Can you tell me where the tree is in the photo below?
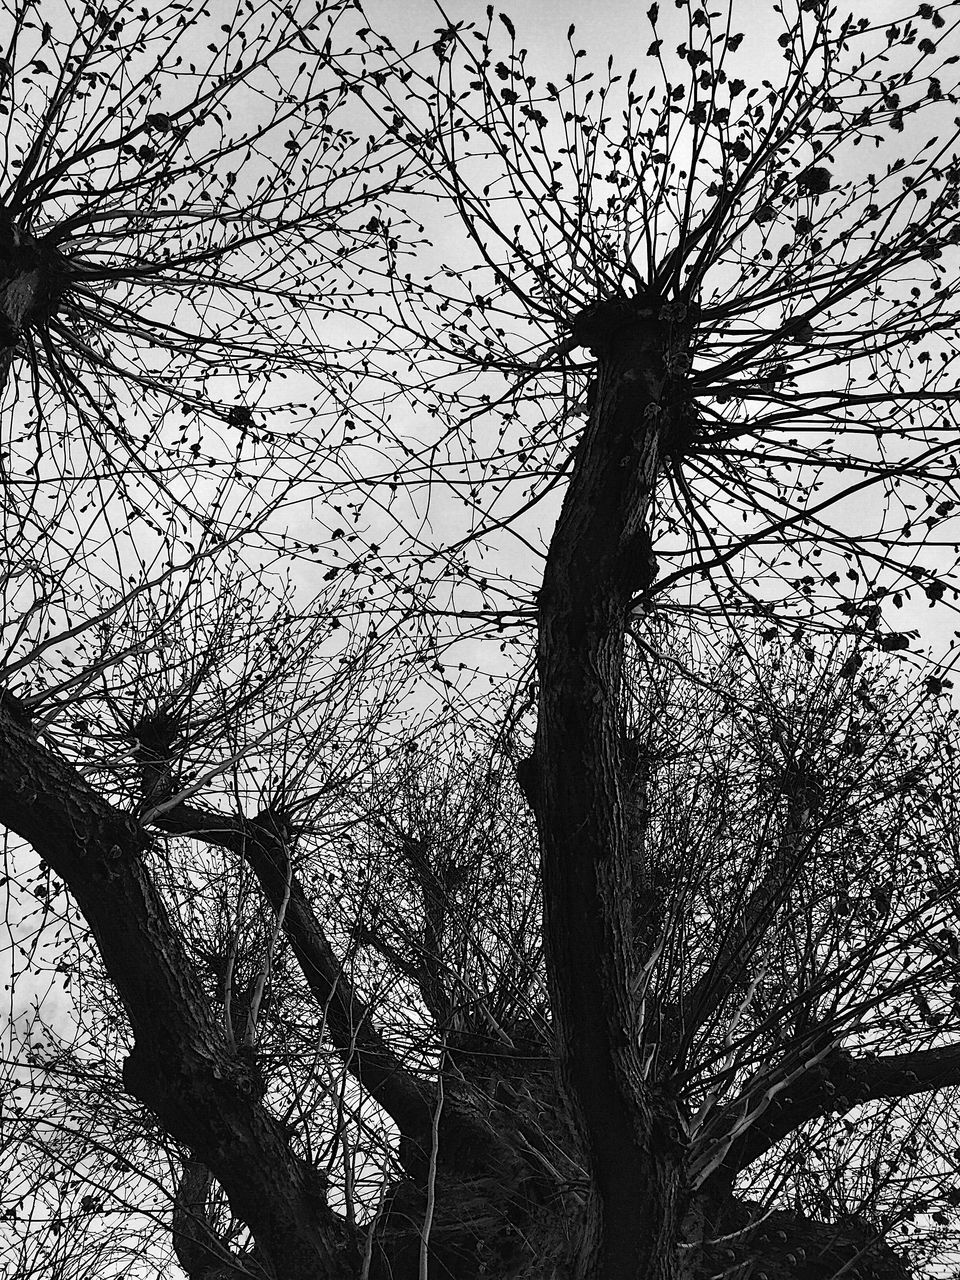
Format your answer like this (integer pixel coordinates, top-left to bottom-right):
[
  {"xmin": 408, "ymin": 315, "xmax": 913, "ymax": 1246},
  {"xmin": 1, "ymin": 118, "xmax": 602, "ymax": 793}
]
[
  {"xmin": 9, "ymin": 626, "xmax": 959, "ymax": 1280},
  {"xmin": 5, "ymin": 1, "xmax": 960, "ymax": 1279}
]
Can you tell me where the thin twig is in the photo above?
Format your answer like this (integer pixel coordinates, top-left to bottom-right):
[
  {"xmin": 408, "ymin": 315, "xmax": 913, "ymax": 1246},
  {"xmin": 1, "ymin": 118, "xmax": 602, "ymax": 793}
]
[{"xmin": 419, "ymin": 1055, "xmax": 445, "ymax": 1280}]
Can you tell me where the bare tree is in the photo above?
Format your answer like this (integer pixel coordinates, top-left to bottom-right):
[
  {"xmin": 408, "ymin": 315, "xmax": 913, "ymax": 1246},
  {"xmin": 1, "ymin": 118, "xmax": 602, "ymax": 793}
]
[
  {"xmin": 328, "ymin": 5, "xmax": 960, "ymax": 1271},
  {"xmin": 6, "ymin": 1, "xmax": 960, "ymax": 1279}
]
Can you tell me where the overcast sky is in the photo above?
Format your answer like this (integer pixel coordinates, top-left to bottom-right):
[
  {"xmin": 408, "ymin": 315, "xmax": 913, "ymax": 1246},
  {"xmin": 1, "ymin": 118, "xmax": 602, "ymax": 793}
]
[{"xmin": 366, "ymin": 0, "xmax": 916, "ymax": 81}]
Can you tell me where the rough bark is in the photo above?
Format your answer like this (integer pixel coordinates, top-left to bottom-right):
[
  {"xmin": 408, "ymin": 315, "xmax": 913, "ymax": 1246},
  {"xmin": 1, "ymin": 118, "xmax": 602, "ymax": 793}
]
[{"xmin": 528, "ymin": 294, "xmax": 693, "ymax": 1280}]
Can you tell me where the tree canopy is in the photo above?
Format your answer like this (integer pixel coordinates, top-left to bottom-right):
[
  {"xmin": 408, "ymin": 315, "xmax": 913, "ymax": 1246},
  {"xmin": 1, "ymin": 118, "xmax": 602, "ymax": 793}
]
[{"xmin": 4, "ymin": 2, "xmax": 960, "ymax": 1279}]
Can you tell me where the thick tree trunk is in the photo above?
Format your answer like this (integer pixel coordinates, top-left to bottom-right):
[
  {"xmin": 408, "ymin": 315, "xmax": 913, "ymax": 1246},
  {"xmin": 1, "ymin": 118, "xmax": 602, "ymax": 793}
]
[{"xmin": 528, "ymin": 294, "xmax": 692, "ymax": 1279}]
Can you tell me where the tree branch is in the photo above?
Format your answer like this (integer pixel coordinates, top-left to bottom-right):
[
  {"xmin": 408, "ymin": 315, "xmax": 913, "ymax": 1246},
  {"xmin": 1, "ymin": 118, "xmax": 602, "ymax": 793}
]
[
  {"xmin": 154, "ymin": 800, "xmax": 431, "ymax": 1123},
  {"xmin": 149, "ymin": 797, "xmax": 526, "ymax": 1185},
  {"xmin": 681, "ymin": 771, "xmax": 816, "ymax": 1036},
  {"xmin": 713, "ymin": 1038, "xmax": 960, "ymax": 1179},
  {"xmin": 0, "ymin": 695, "xmax": 355, "ymax": 1280},
  {"xmin": 172, "ymin": 1158, "xmax": 273, "ymax": 1280}
]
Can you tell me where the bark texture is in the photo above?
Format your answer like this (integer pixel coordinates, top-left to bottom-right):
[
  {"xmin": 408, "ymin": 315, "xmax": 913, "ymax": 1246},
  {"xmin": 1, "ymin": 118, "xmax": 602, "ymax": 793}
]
[{"xmin": 529, "ymin": 294, "xmax": 693, "ymax": 1279}]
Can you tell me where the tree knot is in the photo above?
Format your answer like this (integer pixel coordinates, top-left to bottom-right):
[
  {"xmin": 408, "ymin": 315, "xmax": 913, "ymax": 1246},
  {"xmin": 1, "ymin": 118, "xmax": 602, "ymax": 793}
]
[
  {"xmin": 570, "ymin": 293, "xmax": 659, "ymax": 354},
  {"xmin": 0, "ymin": 218, "xmax": 73, "ymax": 335}
]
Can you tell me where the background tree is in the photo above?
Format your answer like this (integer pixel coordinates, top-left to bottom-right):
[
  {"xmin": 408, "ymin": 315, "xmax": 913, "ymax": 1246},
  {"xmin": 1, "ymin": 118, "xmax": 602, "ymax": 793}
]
[{"xmin": 6, "ymin": 2, "xmax": 960, "ymax": 1279}]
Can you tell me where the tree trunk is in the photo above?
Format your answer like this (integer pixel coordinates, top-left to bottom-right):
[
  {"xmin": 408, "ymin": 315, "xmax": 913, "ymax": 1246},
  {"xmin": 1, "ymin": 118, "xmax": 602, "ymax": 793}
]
[{"xmin": 528, "ymin": 294, "xmax": 693, "ymax": 1279}]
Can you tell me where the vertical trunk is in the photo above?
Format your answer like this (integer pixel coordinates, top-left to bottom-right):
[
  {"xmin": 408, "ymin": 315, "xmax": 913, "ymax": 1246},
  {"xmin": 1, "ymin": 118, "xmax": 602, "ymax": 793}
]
[{"xmin": 530, "ymin": 296, "xmax": 691, "ymax": 1279}]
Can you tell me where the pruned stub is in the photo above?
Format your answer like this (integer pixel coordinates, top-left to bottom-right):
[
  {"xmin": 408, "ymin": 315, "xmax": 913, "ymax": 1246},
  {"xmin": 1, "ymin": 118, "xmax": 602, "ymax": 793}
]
[
  {"xmin": 572, "ymin": 293, "xmax": 699, "ymax": 458},
  {"xmin": 0, "ymin": 219, "xmax": 72, "ymax": 347}
]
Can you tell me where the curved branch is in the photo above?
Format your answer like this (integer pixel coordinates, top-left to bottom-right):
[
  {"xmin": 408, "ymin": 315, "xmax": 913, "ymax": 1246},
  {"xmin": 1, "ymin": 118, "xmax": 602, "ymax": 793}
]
[
  {"xmin": 681, "ymin": 772, "xmax": 817, "ymax": 1035},
  {"xmin": 0, "ymin": 695, "xmax": 355, "ymax": 1280},
  {"xmin": 154, "ymin": 800, "xmax": 430, "ymax": 1124},
  {"xmin": 149, "ymin": 798, "xmax": 525, "ymax": 1185},
  {"xmin": 714, "ymin": 1039, "xmax": 960, "ymax": 1180},
  {"xmin": 173, "ymin": 1159, "xmax": 273, "ymax": 1280}
]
